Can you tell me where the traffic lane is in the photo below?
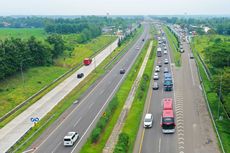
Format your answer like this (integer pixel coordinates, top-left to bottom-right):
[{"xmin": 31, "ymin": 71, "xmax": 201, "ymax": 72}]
[
  {"xmin": 55, "ymin": 79, "xmax": 121, "ymax": 153},
  {"xmin": 161, "ymin": 37, "xmax": 178, "ymax": 153},
  {"xmin": 68, "ymin": 29, "xmax": 150, "ymax": 153},
  {"xmin": 141, "ymin": 53, "xmax": 174, "ymax": 153},
  {"xmin": 33, "ymin": 25, "xmax": 149, "ymax": 152},
  {"xmin": 140, "ymin": 57, "xmax": 161, "ymax": 153}
]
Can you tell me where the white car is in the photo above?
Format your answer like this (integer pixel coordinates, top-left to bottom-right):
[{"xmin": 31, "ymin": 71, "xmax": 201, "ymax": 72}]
[
  {"xmin": 164, "ymin": 59, "xmax": 169, "ymax": 64},
  {"xmin": 144, "ymin": 113, "xmax": 153, "ymax": 128},
  {"xmin": 155, "ymin": 66, "xmax": 160, "ymax": 72},
  {"xmin": 64, "ymin": 132, "xmax": 79, "ymax": 146},
  {"xmin": 153, "ymin": 73, "xmax": 159, "ymax": 80},
  {"xmin": 164, "ymin": 67, "xmax": 169, "ymax": 73},
  {"xmin": 164, "ymin": 50, "xmax": 167, "ymax": 54}
]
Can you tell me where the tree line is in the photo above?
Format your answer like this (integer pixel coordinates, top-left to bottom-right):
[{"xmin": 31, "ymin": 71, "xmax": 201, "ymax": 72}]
[
  {"xmin": 0, "ymin": 35, "xmax": 65, "ymax": 80},
  {"xmin": 203, "ymin": 39, "xmax": 230, "ymax": 113},
  {"xmin": 154, "ymin": 16, "xmax": 230, "ymax": 35}
]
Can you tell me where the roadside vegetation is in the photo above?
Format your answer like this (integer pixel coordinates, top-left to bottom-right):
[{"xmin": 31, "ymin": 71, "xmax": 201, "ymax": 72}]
[
  {"xmin": 7, "ymin": 26, "xmax": 142, "ymax": 153},
  {"xmin": 163, "ymin": 26, "xmax": 181, "ymax": 66},
  {"xmin": 0, "ymin": 35, "xmax": 116, "ymax": 123},
  {"xmin": 192, "ymin": 35, "xmax": 230, "ymax": 153},
  {"xmin": 114, "ymin": 26, "xmax": 157, "ymax": 153},
  {"xmin": 0, "ymin": 16, "xmax": 140, "ymax": 124}
]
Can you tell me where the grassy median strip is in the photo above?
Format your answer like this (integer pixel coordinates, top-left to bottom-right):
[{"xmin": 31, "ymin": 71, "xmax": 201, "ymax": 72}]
[
  {"xmin": 163, "ymin": 26, "xmax": 181, "ymax": 67},
  {"xmin": 8, "ymin": 27, "xmax": 143, "ymax": 153},
  {"xmin": 191, "ymin": 43, "xmax": 230, "ymax": 153},
  {"xmin": 80, "ymin": 35, "xmax": 149, "ymax": 153},
  {"xmin": 114, "ymin": 37, "xmax": 157, "ymax": 153}
]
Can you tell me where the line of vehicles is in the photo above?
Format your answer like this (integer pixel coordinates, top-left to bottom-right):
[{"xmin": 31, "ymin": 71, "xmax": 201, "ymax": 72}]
[{"xmin": 144, "ymin": 33, "xmax": 175, "ymax": 134}]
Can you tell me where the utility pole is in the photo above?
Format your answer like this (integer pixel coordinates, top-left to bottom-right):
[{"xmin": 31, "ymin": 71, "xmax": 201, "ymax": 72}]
[
  {"xmin": 218, "ymin": 72, "xmax": 222, "ymax": 120},
  {"xmin": 20, "ymin": 61, "xmax": 25, "ymax": 88}
]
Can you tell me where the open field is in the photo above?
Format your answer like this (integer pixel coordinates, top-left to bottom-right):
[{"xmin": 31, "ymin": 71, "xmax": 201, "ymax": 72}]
[
  {"xmin": 0, "ymin": 28, "xmax": 47, "ymax": 40},
  {"xmin": 55, "ymin": 35, "xmax": 117, "ymax": 67},
  {"xmin": 0, "ymin": 33, "xmax": 116, "ymax": 122},
  {"xmin": 0, "ymin": 66, "xmax": 68, "ymax": 118}
]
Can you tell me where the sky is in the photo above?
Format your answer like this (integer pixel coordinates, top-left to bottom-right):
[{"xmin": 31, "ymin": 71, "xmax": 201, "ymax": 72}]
[{"xmin": 0, "ymin": 0, "xmax": 230, "ymax": 16}]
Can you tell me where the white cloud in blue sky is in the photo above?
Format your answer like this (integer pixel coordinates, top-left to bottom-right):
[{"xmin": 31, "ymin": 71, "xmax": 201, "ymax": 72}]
[{"xmin": 0, "ymin": 0, "xmax": 229, "ymax": 15}]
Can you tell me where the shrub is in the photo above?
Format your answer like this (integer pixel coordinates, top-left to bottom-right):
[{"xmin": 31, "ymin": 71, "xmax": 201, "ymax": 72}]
[
  {"xmin": 91, "ymin": 127, "xmax": 101, "ymax": 143},
  {"xmin": 114, "ymin": 133, "xmax": 129, "ymax": 153}
]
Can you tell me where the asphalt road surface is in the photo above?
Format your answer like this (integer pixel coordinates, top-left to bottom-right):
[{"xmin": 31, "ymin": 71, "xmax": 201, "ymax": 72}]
[
  {"xmin": 27, "ymin": 24, "xmax": 150, "ymax": 153},
  {"xmin": 136, "ymin": 26, "xmax": 220, "ymax": 153}
]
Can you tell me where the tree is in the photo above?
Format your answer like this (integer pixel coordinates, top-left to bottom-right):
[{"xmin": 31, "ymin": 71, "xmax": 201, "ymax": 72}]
[{"xmin": 47, "ymin": 34, "xmax": 65, "ymax": 59}]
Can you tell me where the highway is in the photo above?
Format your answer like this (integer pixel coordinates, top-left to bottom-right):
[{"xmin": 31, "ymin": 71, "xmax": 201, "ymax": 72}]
[
  {"xmin": 27, "ymin": 24, "xmax": 150, "ymax": 153},
  {"xmin": 135, "ymin": 25, "xmax": 220, "ymax": 153}
]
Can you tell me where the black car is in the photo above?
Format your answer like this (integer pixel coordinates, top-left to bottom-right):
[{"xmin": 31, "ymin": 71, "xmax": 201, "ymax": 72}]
[
  {"xmin": 77, "ymin": 73, "xmax": 84, "ymax": 78},
  {"xmin": 120, "ymin": 69, "xmax": 126, "ymax": 74}
]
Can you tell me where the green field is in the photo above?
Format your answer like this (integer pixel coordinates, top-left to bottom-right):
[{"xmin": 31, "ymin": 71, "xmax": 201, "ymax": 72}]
[
  {"xmin": 55, "ymin": 35, "xmax": 117, "ymax": 67},
  {"xmin": 0, "ymin": 28, "xmax": 47, "ymax": 40},
  {"xmin": 193, "ymin": 35, "xmax": 230, "ymax": 69},
  {"xmin": 0, "ymin": 31, "xmax": 117, "ymax": 121},
  {"xmin": 163, "ymin": 26, "xmax": 181, "ymax": 66},
  {"xmin": 0, "ymin": 66, "xmax": 68, "ymax": 118}
]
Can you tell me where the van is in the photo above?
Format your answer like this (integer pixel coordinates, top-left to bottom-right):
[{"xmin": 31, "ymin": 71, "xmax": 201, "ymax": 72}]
[
  {"xmin": 144, "ymin": 113, "xmax": 153, "ymax": 128},
  {"xmin": 64, "ymin": 132, "xmax": 79, "ymax": 146}
]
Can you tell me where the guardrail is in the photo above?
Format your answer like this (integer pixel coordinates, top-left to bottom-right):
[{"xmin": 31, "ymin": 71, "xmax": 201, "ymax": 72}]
[
  {"xmin": 0, "ymin": 38, "xmax": 117, "ymax": 123},
  {"xmin": 190, "ymin": 44, "xmax": 226, "ymax": 153},
  {"xmin": 7, "ymin": 114, "xmax": 55, "ymax": 153},
  {"xmin": 193, "ymin": 48, "xmax": 212, "ymax": 80},
  {"xmin": 194, "ymin": 59, "xmax": 226, "ymax": 153}
]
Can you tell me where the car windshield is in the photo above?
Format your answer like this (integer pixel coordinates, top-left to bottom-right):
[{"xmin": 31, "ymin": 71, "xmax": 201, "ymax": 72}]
[
  {"xmin": 162, "ymin": 117, "xmax": 174, "ymax": 123},
  {"xmin": 64, "ymin": 138, "xmax": 71, "ymax": 141},
  {"xmin": 162, "ymin": 124, "xmax": 175, "ymax": 129},
  {"xmin": 145, "ymin": 118, "xmax": 152, "ymax": 122}
]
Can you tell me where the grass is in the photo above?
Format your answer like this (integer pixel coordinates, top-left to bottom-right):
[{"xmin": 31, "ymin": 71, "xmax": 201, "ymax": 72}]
[
  {"xmin": 0, "ymin": 28, "xmax": 46, "ymax": 40},
  {"xmin": 55, "ymin": 35, "xmax": 117, "ymax": 67},
  {"xmin": 0, "ymin": 66, "xmax": 68, "ymax": 119},
  {"xmin": 79, "ymin": 27, "xmax": 145, "ymax": 153},
  {"xmin": 0, "ymin": 34, "xmax": 117, "ymax": 127},
  {"xmin": 8, "ymin": 26, "xmax": 143, "ymax": 153},
  {"xmin": 163, "ymin": 26, "xmax": 181, "ymax": 67},
  {"xmin": 192, "ymin": 35, "xmax": 230, "ymax": 73},
  {"xmin": 191, "ymin": 40, "xmax": 230, "ymax": 153},
  {"xmin": 120, "ymin": 37, "xmax": 157, "ymax": 153}
]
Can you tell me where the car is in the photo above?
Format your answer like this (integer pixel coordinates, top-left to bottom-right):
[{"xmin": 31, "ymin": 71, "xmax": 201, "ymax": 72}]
[
  {"xmin": 180, "ymin": 49, "xmax": 184, "ymax": 53},
  {"xmin": 157, "ymin": 61, "xmax": 162, "ymax": 67},
  {"xmin": 152, "ymin": 82, "xmax": 159, "ymax": 90},
  {"xmin": 153, "ymin": 73, "xmax": 159, "ymax": 80},
  {"xmin": 120, "ymin": 69, "xmax": 126, "ymax": 74},
  {"xmin": 155, "ymin": 66, "xmax": 160, "ymax": 72},
  {"xmin": 164, "ymin": 46, "xmax": 167, "ymax": 50},
  {"xmin": 144, "ymin": 113, "xmax": 153, "ymax": 128},
  {"xmin": 77, "ymin": 73, "xmax": 84, "ymax": 78},
  {"xmin": 164, "ymin": 67, "xmax": 169, "ymax": 73},
  {"xmin": 190, "ymin": 53, "xmax": 194, "ymax": 59},
  {"xmin": 164, "ymin": 59, "xmax": 169, "ymax": 64},
  {"xmin": 64, "ymin": 132, "xmax": 79, "ymax": 146},
  {"xmin": 136, "ymin": 46, "xmax": 140, "ymax": 50},
  {"xmin": 164, "ymin": 50, "xmax": 167, "ymax": 54}
]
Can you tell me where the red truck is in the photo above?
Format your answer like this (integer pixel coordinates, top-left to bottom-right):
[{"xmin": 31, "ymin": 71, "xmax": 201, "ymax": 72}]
[{"xmin": 83, "ymin": 58, "xmax": 92, "ymax": 66}]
